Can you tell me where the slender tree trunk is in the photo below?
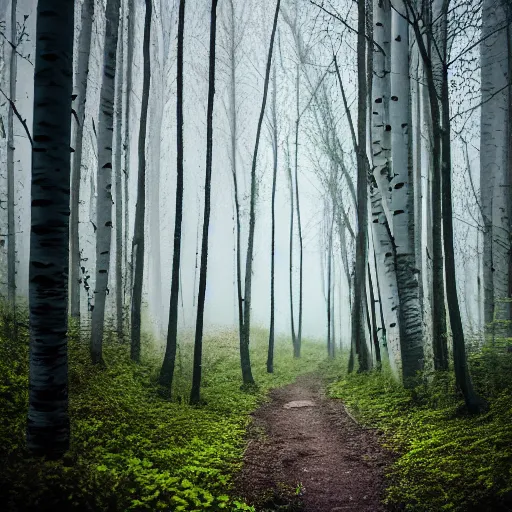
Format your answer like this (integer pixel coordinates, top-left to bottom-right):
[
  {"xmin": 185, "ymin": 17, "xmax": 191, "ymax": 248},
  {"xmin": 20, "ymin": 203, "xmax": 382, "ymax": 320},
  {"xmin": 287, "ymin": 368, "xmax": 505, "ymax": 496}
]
[
  {"xmin": 441, "ymin": 59, "xmax": 485, "ymax": 413},
  {"xmin": 91, "ymin": 0, "xmax": 122, "ymax": 365},
  {"xmin": 27, "ymin": 0, "xmax": 74, "ymax": 458},
  {"xmin": 226, "ymin": 0, "xmax": 245, "ymax": 355},
  {"xmin": 124, "ymin": 0, "xmax": 135, "ymax": 316},
  {"xmin": 286, "ymin": 138, "xmax": 298, "ymax": 353},
  {"xmin": 413, "ymin": 55, "xmax": 424, "ymax": 318},
  {"xmin": 6, "ymin": 0, "xmax": 17, "ymax": 312},
  {"xmin": 267, "ymin": 62, "xmax": 278, "ymax": 374},
  {"xmin": 327, "ymin": 204, "xmax": 333, "ymax": 358},
  {"xmin": 114, "ymin": 2, "xmax": 125, "ymax": 339},
  {"xmin": 240, "ymin": 0, "xmax": 281, "ymax": 387},
  {"xmin": 349, "ymin": 0, "xmax": 370, "ymax": 373},
  {"xmin": 428, "ymin": 0, "xmax": 449, "ymax": 370},
  {"xmin": 368, "ymin": 261, "xmax": 381, "ymax": 366},
  {"xmin": 160, "ymin": 0, "xmax": 185, "ymax": 393},
  {"xmin": 190, "ymin": 0, "xmax": 219, "ymax": 405},
  {"xmin": 70, "ymin": 0, "xmax": 94, "ymax": 321},
  {"xmin": 130, "ymin": 0, "xmax": 152, "ymax": 362},
  {"xmin": 294, "ymin": 62, "xmax": 304, "ymax": 356}
]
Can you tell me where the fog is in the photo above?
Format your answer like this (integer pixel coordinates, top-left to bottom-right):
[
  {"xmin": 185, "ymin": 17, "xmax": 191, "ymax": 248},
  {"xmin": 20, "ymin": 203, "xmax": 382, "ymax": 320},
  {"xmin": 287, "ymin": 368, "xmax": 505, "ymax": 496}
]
[{"xmin": 0, "ymin": 0, "xmax": 482, "ymax": 348}]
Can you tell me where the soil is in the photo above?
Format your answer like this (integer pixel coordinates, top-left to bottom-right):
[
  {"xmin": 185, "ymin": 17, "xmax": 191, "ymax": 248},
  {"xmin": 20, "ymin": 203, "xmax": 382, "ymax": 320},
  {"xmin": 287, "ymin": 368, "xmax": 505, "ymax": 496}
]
[{"xmin": 235, "ymin": 373, "xmax": 393, "ymax": 512}]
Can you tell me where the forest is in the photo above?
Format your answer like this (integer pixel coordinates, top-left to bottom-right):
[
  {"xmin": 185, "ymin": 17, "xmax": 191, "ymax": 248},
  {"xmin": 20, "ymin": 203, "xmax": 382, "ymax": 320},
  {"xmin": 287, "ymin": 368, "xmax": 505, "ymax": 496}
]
[{"xmin": 0, "ymin": 0, "xmax": 511, "ymax": 510}]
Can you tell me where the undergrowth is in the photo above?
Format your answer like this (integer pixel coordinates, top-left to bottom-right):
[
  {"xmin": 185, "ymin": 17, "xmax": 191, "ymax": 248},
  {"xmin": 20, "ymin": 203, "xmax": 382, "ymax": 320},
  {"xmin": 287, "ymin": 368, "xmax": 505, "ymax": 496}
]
[
  {"xmin": 0, "ymin": 316, "xmax": 326, "ymax": 512},
  {"xmin": 326, "ymin": 344, "xmax": 512, "ymax": 512}
]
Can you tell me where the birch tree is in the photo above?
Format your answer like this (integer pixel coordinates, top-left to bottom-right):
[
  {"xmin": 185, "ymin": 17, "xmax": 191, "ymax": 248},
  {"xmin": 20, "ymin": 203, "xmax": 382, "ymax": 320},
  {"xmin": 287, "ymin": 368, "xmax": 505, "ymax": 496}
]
[
  {"xmin": 70, "ymin": 0, "xmax": 94, "ymax": 322},
  {"xmin": 6, "ymin": 0, "xmax": 16, "ymax": 313},
  {"xmin": 389, "ymin": 0, "xmax": 423, "ymax": 381},
  {"xmin": 91, "ymin": 0, "xmax": 122, "ymax": 365},
  {"xmin": 27, "ymin": 0, "xmax": 74, "ymax": 458},
  {"xmin": 480, "ymin": 0, "xmax": 510, "ymax": 331},
  {"xmin": 369, "ymin": 0, "xmax": 401, "ymax": 373}
]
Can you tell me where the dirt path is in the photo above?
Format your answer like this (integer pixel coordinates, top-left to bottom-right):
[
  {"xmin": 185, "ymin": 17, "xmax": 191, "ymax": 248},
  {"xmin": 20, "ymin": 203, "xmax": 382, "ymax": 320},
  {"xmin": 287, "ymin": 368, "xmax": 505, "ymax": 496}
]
[{"xmin": 236, "ymin": 374, "xmax": 392, "ymax": 512}]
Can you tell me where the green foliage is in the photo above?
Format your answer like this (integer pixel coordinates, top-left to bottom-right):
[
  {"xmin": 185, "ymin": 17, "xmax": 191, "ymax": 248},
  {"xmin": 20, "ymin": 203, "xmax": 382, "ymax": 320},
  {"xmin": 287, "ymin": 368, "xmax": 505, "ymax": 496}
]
[
  {"xmin": 0, "ymin": 318, "xmax": 326, "ymax": 512},
  {"xmin": 326, "ymin": 349, "xmax": 512, "ymax": 512}
]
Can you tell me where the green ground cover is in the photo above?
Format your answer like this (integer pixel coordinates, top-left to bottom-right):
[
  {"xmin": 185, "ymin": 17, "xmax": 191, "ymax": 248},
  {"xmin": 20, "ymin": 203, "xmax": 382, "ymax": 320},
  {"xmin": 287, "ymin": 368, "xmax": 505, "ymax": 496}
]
[
  {"xmin": 327, "ymin": 344, "xmax": 512, "ymax": 511},
  {"xmin": 0, "ymin": 320, "xmax": 326, "ymax": 512}
]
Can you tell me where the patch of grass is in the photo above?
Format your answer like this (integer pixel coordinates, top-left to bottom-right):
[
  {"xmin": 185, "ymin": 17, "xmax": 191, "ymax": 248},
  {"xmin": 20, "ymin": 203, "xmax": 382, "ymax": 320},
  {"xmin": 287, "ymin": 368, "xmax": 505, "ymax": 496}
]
[
  {"xmin": 0, "ymin": 318, "xmax": 327, "ymax": 512},
  {"xmin": 326, "ymin": 350, "xmax": 512, "ymax": 512}
]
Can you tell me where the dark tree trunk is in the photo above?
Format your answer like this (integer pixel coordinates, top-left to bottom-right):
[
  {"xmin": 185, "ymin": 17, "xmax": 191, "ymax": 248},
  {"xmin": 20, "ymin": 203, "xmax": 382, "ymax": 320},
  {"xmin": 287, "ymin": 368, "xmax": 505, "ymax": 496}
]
[
  {"xmin": 441, "ymin": 61, "xmax": 486, "ymax": 413},
  {"xmin": 286, "ymin": 139, "xmax": 298, "ymax": 354},
  {"xmin": 294, "ymin": 63, "xmax": 304, "ymax": 356},
  {"xmin": 190, "ymin": 0, "xmax": 219, "ymax": 405},
  {"xmin": 130, "ymin": 0, "xmax": 152, "ymax": 363},
  {"xmin": 27, "ymin": 0, "xmax": 74, "ymax": 458},
  {"xmin": 70, "ymin": 0, "xmax": 94, "ymax": 321},
  {"xmin": 267, "ymin": 62, "xmax": 278, "ymax": 374},
  {"xmin": 160, "ymin": 0, "xmax": 185, "ymax": 393},
  {"xmin": 91, "ymin": 0, "xmax": 122, "ymax": 366},
  {"xmin": 327, "ymin": 207, "xmax": 334, "ymax": 358},
  {"xmin": 349, "ymin": 0, "xmax": 371, "ymax": 373},
  {"xmin": 240, "ymin": 0, "xmax": 281, "ymax": 387}
]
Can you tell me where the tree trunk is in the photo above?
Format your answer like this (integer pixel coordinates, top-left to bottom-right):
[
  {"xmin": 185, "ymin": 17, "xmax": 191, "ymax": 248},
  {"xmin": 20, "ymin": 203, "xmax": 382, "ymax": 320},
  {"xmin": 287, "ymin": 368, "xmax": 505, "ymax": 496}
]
[
  {"xmin": 480, "ymin": 0, "xmax": 510, "ymax": 332},
  {"xmin": 124, "ymin": 0, "xmax": 136, "ymax": 315},
  {"xmin": 6, "ymin": 0, "xmax": 17, "ymax": 313},
  {"xmin": 190, "ymin": 0, "xmax": 219, "ymax": 405},
  {"xmin": 441, "ymin": 58, "xmax": 486, "ymax": 413},
  {"xmin": 428, "ymin": 0, "xmax": 449, "ymax": 370},
  {"xmin": 349, "ymin": 0, "xmax": 371, "ymax": 373},
  {"xmin": 130, "ymin": 0, "xmax": 152, "ymax": 363},
  {"xmin": 368, "ymin": 261, "xmax": 381, "ymax": 366},
  {"xmin": 390, "ymin": 0, "xmax": 423, "ymax": 382},
  {"xmin": 70, "ymin": 0, "xmax": 94, "ymax": 321},
  {"xmin": 267, "ymin": 62, "xmax": 278, "ymax": 374},
  {"xmin": 160, "ymin": 0, "xmax": 185, "ymax": 393},
  {"xmin": 369, "ymin": 0, "xmax": 401, "ymax": 373},
  {"xmin": 327, "ymin": 204, "xmax": 334, "ymax": 358},
  {"xmin": 114, "ymin": 2, "xmax": 125, "ymax": 339},
  {"xmin": 91, "ymin": 0, "xmax": 122, "ymax": 366},
  {"xmin": 240, "ymin": 0, "xmax": 281, "ymax": 387},
  {"xmin": 27, "ymin": 0, "xmax": 74, "ymax": 458},
  {"xmin": 286, "ymin": 138, "xmax": 298, "ymax": 354},
  {"xmin": 294, "ymin": 62, "xmax": 304, "ymax": 356},
  {"xmin": 226, "ymin": 0, "xmax": 245, "ymax": 358}
]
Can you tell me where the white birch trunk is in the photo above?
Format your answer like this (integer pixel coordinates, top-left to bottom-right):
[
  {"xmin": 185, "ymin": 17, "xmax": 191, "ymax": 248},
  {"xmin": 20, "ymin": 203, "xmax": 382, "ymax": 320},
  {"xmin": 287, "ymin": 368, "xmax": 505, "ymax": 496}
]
[
  {"xmin": 480, "ymin": 0, "xmax": 510, "ymax": 328},
  {"xmin": 370, "ymin": 0, "xmax": 401, "ymax": 374},
  {"xmin": 91, "ymin": 0, "xmax": 121, "ymax": 364},
  {"xmin": 390, "ymin": 0, "xmax": 423, "ymax": 379}
]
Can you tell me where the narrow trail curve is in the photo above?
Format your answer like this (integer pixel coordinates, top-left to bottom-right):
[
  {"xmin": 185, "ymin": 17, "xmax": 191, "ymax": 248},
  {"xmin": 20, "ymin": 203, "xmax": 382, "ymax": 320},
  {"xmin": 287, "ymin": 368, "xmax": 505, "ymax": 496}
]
[{"xmin": 236, "ymin": 373, "xmax": 392, "ymax": 512}]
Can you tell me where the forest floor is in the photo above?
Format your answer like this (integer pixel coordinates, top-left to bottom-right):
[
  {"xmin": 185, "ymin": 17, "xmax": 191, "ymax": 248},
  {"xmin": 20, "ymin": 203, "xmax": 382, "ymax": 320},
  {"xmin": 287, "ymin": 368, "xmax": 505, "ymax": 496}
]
[{"xmin": 236, "ymin": 373, "xmax": 392, "ymax": 512}]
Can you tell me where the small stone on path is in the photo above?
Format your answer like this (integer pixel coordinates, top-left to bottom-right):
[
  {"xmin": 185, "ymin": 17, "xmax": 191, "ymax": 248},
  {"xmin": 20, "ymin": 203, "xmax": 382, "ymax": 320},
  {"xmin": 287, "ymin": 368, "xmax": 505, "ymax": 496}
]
[{"xmin": 283, "ymin": 400, "xmax": 316, "ymax": 409}]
